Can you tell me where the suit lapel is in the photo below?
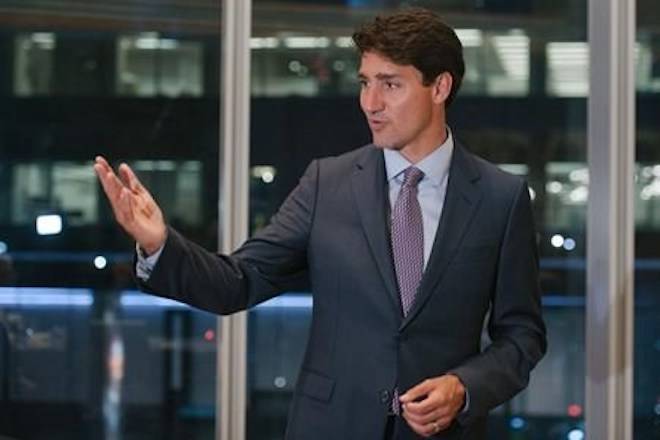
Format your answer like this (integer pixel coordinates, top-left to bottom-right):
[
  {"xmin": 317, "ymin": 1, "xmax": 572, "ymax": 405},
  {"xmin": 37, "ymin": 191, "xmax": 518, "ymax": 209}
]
[
  {"xmin": 400, "ymin": 143, "xmax": 483, "ymax": 330},
  {"xmin": 351, "ymin": 147, "xmax": 402, "ymax": 313}
]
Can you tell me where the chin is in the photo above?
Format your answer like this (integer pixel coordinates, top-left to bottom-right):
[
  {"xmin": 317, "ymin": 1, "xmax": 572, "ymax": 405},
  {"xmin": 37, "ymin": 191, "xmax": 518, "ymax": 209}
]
[{"xmin": 371, "ymin": 137, "xmax": 402, "ymax": 150}]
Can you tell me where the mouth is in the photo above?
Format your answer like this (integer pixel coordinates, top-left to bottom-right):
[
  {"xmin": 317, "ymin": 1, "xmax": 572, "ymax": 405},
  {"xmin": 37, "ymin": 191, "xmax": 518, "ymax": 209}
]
[{"xmin": 367, "ymin": 119, "xmax": 387, "ymax": 130}]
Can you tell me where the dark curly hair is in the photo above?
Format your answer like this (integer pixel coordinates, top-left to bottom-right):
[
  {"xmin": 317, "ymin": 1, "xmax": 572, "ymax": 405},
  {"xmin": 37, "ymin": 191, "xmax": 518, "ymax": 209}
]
[{"xmin": 352, "ymin": 7, "xmax": 465, "ymax": 107}]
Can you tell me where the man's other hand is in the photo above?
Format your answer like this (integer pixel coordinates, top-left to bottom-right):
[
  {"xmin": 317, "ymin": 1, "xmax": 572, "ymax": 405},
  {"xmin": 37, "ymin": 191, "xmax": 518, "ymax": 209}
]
[
  {"xmin": 399, "ymin": 374, "xmax": 466, "ymax": 438},
  {"xmin": 94, "ymin": 156, "xmax": 167, "ymax": 255}
]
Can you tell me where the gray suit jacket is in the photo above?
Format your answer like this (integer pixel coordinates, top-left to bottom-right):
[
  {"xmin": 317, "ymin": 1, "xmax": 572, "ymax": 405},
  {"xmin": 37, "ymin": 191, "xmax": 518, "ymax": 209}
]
[{"xmin": 138, "ymin": 141, "xmax": 547, "ymax": 439}]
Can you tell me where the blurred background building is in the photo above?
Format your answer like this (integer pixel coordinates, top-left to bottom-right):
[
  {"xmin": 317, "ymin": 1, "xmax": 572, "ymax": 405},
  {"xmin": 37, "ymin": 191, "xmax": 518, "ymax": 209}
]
[{"xmin": 0, "ymin": 0, "xmax": 658, "ymax": 439}]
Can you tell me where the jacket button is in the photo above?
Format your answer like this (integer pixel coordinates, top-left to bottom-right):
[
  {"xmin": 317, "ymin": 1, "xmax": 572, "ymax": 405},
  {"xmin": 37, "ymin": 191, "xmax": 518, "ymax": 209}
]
[{"xmin": 379, "ymin": 389, "xmax": 391, "ymax": 404}]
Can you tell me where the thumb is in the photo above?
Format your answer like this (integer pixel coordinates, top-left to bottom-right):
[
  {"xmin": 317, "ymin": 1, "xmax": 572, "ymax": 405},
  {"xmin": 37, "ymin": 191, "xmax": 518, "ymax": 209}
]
[{"xmin": 400, "ymin": 380, "xmax": 433, "ymax": 404}]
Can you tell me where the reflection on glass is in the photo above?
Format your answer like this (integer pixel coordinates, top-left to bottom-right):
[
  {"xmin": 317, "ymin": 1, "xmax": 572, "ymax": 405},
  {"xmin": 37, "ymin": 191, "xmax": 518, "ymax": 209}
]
[
  {"xmin": 0, "ymin": 0, "xmax": 220, "ymax": 437},
  {"xmin": 117, "ymin": 34, "xmax": 204, "ymax": 97},
  {"xmin": 14, "ymin": 33, "xmax": 55, "ymax": 96}
]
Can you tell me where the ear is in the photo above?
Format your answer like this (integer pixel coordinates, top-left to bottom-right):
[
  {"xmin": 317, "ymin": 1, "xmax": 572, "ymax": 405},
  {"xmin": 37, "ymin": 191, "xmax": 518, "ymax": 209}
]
[{"xmin": 431, "ymin": 72, "xmax": 453, "ymax": 105}]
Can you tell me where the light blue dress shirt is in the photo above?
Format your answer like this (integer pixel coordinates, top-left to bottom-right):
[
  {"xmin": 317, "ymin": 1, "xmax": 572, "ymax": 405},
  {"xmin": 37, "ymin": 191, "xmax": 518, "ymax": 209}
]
[{"xmin": 383, "ymin": 129, "xmax": 454, "ymax": 269}]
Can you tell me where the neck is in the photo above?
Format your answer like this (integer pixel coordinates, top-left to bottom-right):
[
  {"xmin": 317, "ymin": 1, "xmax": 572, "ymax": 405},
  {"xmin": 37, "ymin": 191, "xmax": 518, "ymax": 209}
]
[{"xmin": 399, "ymin": 124, "xmax": 448, "ymax": 164}]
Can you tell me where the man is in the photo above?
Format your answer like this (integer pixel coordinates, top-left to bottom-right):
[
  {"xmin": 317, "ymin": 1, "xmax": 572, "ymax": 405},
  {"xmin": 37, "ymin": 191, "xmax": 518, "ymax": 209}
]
[{"xmin": 94, "ymin": 8, "xmax": 546, "ymax": 440}]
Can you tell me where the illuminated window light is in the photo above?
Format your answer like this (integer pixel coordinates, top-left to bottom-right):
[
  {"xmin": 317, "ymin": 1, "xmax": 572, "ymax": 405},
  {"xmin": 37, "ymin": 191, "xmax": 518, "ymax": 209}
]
[
  {"xmin": 120, "ymin": 293, "xmax": 188, "ymax": 308},
  {"xmin": 0, "ymin": 241, "xmax": 7, "ymax": 254},
  {"xmin": 563, "ymin": 238, "xmax": 577, "ymax": 251},
  {"xmin": 551, "ymin": 234, "xmax": 565, "ymax": 248},
  {"xmin": 567, "ymin": 403, "xmax": 583, "ymax": 417},
  {"xmin": 0, "ymin": 287, "xmax": 93, "ymax": 307},
  {"xmin": 546, "ymin": 181, "xmax": 563, "ymax": 194},
  {"xmin": 119, "ymin": 291, "xmax": 313, "ymax": 309},
  {"xmin": 257, "ymin": 295, "xmax": 312, "ymax": 309},
  {"xmin": 94, "ymin": 256, "xmax": 108, "ymax": 270},
  {"xmin": 250, "ymin": 37, "xmax": 280, "ymax": 49},
  {"xmin": 547, "ymin": 42, "xmax": 589, "ymax": 97},
  {"xmin": 455, "ymin": 29, "xmax": 483, "ymax": 48},
  {"xmin": 567, "ymin": 429, "xmax": 584, "ymax": 440},
  {"xmin": 509, "ymin": 416, "xmax": 525, "ymax": 430},
  {"xmin": 493, "ymin": 34, "xmax": 530, "ymax": 80},
  {"xmin": 334, "ymin": 37, "xmax": 354, "ymax": 48},
  {"xmin": 36, "ymin": 214, "xmax": 62, "ymax": 235},
  {"xmin": 251, "ymin": 166, "xmax": 277, "ymax": 183},
  {"xmin": 284, "ymin": 37, "xmax": 330, "ymax": 49}
]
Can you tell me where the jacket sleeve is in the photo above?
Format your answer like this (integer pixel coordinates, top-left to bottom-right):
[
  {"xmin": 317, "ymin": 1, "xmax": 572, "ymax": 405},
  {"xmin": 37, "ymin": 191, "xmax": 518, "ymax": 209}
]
[
  {"xmin": 449, "ymin": 178, "xmax": 547, "ymax": 425},
  {"xmin": 135, "ymin": 160, "xmax": 319, "ymax": 315}
]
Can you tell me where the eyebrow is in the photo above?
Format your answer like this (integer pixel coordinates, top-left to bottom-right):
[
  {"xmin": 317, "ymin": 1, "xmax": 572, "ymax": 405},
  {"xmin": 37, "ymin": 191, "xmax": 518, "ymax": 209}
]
[{"xmin": 358, "ymin": 72, "xmax": 401, "ymax": 81}]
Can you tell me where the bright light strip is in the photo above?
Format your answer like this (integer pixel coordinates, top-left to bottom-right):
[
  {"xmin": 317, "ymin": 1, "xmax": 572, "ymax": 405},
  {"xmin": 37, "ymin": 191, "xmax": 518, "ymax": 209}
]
[
  {"xmin": 119, "ymin": 291, "xmax": 313, "ymax": 309},
  {"xmin": 284, "ymin": 37, "xmax": 330, "ymax": 49},
  {"xmin": 251, "ymin": 37, "xmax": 280, "ymax": 49},
  {"xmin": 256, "ymin": 295, "xmax": 313, "ymax": 309},
  {"xmin": 135, "ymin": 37, "xmax": 159, "ymax": 50},
  {"xmin": 134, "ymin": 37, "xmax": 179, "ymax": 50},
  {"xmin": 0, "ymin": 241, "xmax": 7, "ymax": 254},
  {"xmin": 159, "ymin": 39, "xmax": 179, "ymax": 50},
  {"xmin": 120, "ymin": 293, "xmax": 188, "ymax": 308},
  {"xmin": 133, "ymin": 160, "xmax": 176, "ymax": 172},
  {"xmin": 547, "ymin": 42, "xmax": 589, "ymax": 97},
  {"xmin": 0, "ymin": 288, "xmax": 93, "ymax": 307},
  {"xmin": 493, "ymin": 34, "xmax": 529, "ymax": 80},
  {"xmin": 455, "ymin": 29, "xmax": 483, "ymax": 48},
  {"xmin": 36, "ymin": 214, "xmax": 62, "ymax": 235},
  {"xmin": 335, "ymin": 37, "xmax": 354, "ymax": 48},
  {"xmin": 497, "ymin": 163, "xmax": 529, "ymax": 176},
  {"xmin": 31, "ymin": 32, "xmax": 55, "ymax": 47}
]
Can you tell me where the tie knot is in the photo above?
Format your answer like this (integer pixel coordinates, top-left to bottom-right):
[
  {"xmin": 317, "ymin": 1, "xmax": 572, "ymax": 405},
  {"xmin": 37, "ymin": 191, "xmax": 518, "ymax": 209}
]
[{"xmin": 402, "ymin": 166, "xmax": 424, "ymax": 188}]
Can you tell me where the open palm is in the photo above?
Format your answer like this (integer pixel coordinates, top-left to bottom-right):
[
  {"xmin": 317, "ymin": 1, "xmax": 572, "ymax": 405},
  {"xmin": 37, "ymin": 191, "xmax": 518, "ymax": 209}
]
[{"xmin": 93, "ymin": 156, "xmax": 167, "ymax": 255}]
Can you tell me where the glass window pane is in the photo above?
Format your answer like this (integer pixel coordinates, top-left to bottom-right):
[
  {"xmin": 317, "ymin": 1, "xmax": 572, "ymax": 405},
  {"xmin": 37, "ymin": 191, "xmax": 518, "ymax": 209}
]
[
  {"xmin": 0, "ymin": 2, "xmax": 221, "ymax": 439},
  {"xmin": 635, "ymin": 2, "xmax": 660, "ymax": 438},
  {"xmin": 248, "ymin": 1, "xmax": 586, "ymax": 439}
]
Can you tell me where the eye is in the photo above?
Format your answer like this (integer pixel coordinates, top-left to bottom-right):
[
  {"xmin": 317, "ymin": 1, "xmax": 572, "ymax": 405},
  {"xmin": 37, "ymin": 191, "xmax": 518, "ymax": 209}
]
[
  {"xmin": 358, "ymin": 79, "xmax": 369, "ymax": 88},
  {"xmin": 384, "ymin": 81, "xmax": 399, "ymax": 90}
]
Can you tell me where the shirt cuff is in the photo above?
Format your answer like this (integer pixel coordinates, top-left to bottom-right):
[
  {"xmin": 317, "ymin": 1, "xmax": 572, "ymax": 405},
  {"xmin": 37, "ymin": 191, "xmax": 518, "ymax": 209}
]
[
  {"xmin": 135, "ymin": 242, "xmax": 165, "ymax": 280},
  {"xmin": 461, "ymin": 388, "xmax": 470, "ymax": 414}
]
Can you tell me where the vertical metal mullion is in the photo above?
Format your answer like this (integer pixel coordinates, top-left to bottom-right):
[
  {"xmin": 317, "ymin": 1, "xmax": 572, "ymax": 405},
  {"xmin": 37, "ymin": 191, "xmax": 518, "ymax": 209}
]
[
  {"xmin": 217, "ymin": 0, "xmax": 251, "ymax": 439},
  {"xmin": 586, "ymin": 0, "xmax": 635, "ymax": 438}
]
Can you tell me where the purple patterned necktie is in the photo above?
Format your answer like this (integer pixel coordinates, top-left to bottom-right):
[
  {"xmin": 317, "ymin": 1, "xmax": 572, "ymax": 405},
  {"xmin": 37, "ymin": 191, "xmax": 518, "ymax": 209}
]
[
  {"xmin": 391, "ymin": 166, "xmax": 425, "ymax": 414},
  {"xmin": 392, "ymin": 166, "xmax": 425, "ymax": 316}
]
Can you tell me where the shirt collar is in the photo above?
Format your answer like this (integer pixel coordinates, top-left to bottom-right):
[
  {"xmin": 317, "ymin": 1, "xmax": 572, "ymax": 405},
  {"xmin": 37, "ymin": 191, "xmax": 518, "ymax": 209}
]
[{"xmin": 383, "ymin": 127, "xmax": 454, "ymax": 187}]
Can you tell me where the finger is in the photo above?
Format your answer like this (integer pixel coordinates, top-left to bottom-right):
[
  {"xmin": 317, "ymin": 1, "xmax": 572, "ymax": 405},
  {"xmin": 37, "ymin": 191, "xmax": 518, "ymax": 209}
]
[
  {"xmin": 95, "ymin": 155, "xmax": 111, "ymax": 171},
  {"xmin": 400, "ymin": 379, "xmax": 433, "ymax": 404},
  {"xmin": 403, "ymin": 402, "xmax": 433, "ymax": 421},
  {"xmin": 402, "ymin": 413, "xmax": 437, "ymax": 438},
  {"xmin": 404, "ymin": 405, "xmax": 448, "ymax": 425},
  {"xmin": 118, "ymin": 163, "xmax": 144, "ymax": 194},
  {"xmin": 117, "ymin": 187, "xmax": 135, "ymax": 224},
  {"xmin": 94, "ymin": 163, "xmax": 127, "ymax": 203},
  {"xmin": 404, "ymin": 393, "xmax": 445, "ymax": 415}
]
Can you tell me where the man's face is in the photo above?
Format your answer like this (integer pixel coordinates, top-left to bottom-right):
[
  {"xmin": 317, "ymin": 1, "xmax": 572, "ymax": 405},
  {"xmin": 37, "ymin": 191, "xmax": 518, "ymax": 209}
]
[{"xmin": 358, "ymin": 51, "xmax": 443, "ymax": 152}]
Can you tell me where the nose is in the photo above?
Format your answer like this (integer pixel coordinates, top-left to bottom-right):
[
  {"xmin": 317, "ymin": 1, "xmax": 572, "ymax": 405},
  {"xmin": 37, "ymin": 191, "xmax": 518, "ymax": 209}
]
[{"xmin": 361, "ymin": 86, "xmax": 384, "ymax": 114}]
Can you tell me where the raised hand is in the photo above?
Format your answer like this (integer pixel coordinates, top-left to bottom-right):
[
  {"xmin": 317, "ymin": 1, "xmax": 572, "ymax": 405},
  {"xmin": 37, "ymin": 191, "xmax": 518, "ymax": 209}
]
[{"xmin": 93, "ymin": 156, "xmax": 167, "ymax": 255}]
